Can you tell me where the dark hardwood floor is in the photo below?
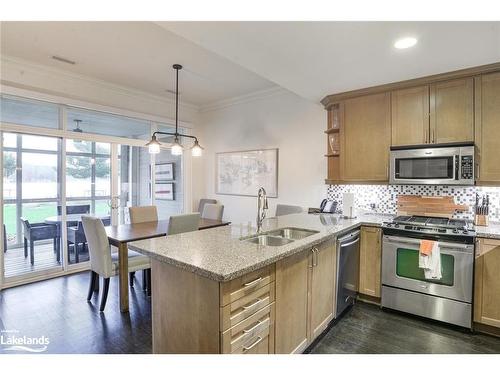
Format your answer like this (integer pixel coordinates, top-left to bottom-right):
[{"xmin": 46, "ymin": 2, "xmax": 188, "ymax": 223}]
[
  {"xmin": 1, "ymin": 272, "xmax": 500, "ymax": 354},
  {"xmin": 311, "ymin": 302, "xmax": 500, "ymax": 354}
]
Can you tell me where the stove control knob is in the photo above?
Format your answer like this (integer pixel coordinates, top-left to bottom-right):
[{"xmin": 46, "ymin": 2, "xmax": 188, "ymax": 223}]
[
  {"xmin": 394, "ymin": 224, "xmax": 400, "ymax": 228},
  {"xmin": 463, "ymin": 230, "xmax": 468, "ymax": 234},
  {"xmin": 453, "ymin": 228, "xmax": 459, "ymax": 234}
]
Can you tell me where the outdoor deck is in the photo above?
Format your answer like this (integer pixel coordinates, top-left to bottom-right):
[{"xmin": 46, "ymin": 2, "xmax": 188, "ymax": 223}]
[{"xmin": 4, "ymin": 242, "xmax": 89, "ymax": 278}]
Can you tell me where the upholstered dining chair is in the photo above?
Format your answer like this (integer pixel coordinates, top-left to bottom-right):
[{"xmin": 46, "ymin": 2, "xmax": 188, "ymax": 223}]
[
  {"xmin": 201, "ymin": 203, "xmax": 224, "ymax": 221},
  {"xmin": 128, "ymin": 205, "xmax": 158, "ymax": 291},
  {"xmin": 275, "ymin": 204, "xmax": 303, "ymax": 217},
  {"xmin": 129, "ymin": 206, "xmax": 158, "ymax": 224},
  {"xmin": 197, "ymin": 199, "xmax": 217, "ymax": 214},
  {"xmin": 167, "ymin": 213, "xmax": 200, "ymax": 235},
  {"xmin": 82, "ymin": 215, "xmax": 151, "ymax": 311}
]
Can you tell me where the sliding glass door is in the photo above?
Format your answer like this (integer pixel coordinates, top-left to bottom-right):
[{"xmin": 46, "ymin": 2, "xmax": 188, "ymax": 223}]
[{"xmin": 2, "ymin": 133, "xmax": 63, "ymax": 280}]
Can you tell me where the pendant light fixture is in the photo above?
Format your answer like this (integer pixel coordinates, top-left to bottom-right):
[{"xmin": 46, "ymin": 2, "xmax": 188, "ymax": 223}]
[{"xmin": 146, "ymin": 64, "xmax": 204, "ymax": 156}]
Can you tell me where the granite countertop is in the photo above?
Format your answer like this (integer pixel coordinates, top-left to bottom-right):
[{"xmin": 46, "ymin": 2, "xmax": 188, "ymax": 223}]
[
  {"xmin": 128, "ymin": 211, "xmax": 393, "ymax": 282},
  {"xmin": 476, "ymin": 222, "xmax": 500, "ymax": 240}
]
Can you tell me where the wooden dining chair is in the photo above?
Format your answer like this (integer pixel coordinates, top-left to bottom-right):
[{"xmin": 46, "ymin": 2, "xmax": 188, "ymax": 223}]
[
  {"xmin": 82, "ymin": 215, "xmax": 152, "ymax": 311},
  {"xmin": 129, "ymin": 206, "xmax": 158, "ymax": 224},
  {"xmin": 201, "ymin": 203, "xmax": 224, "ymax": 221}
]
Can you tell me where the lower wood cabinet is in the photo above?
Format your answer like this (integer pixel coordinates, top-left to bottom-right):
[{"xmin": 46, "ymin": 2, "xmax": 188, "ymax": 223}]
[
  {"xmin": 275, "ymin": 239, "xmax": 335, "ymax": 353},
  {"xmin": 474, "ymin": 238, "xmax": 500, "ymax": 328},
  {"xmin": 358, "ymin": 226, "xmax": 382, "ymax": 298}
]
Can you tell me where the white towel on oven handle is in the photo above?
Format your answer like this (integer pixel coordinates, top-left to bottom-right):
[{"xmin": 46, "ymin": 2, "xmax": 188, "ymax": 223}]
[{"xmin": 418, "ymin": 241, "xmax": 442, "ymax": 280}]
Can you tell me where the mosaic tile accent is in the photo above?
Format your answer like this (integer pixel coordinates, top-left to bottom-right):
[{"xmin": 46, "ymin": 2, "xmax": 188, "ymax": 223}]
[{"xmin": 326, "ymin": 184, "xmax": 500, "ymax": 221}]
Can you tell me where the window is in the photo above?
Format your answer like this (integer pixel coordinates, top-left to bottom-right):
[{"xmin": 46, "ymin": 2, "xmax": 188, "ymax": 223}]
[
  {"xmin": 67, "ymin": 107, "xmax": 152, "ymax": 139},
  {"xmin": 1, "ymin": 95, "xmax": 59, "ymax": 129}
]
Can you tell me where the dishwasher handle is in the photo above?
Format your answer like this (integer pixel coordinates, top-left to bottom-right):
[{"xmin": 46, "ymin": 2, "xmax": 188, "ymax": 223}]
[
  {"xmin": 339, "ymin": 237, "xmax": 360, "ymax": 248},
  {"xmin": 337, "ymin": 230, "xmax": 360, "ymax": 244}
]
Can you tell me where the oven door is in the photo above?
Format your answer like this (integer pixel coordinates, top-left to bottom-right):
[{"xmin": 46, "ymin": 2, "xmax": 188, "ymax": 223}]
[
  {"xmin": 382, "ymin": 235, "xmax": 473, "ymax": 302},
  {"xmin": 390, "ymin": 148, "xmax": 458, "ymax": 185}
]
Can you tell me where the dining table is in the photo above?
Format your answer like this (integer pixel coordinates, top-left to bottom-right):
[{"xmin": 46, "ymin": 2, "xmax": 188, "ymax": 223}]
[{"xmin": 105, "ymin": 218, "xmax": 231, "ymax": 312}]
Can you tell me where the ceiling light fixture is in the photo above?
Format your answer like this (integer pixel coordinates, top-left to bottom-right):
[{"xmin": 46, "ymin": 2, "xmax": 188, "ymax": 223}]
[
  {"xmin": 394, "ymin": 37, "xmax": 418, "ymax": 49},
  {"xmin": 146, "ymin": 64, "xmax": 203, "ymax": 157}
]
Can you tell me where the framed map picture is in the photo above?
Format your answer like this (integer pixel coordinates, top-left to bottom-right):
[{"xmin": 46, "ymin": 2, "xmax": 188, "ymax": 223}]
[
  {"xmin": 155, "ymin": 182, "xmax": 174, "ymax": 200},
  {"xmin": 155, "ymin": 162, "xmax": 174, "ymax": 181},
  {"xmin": 216, "ymin": 148, "xmax": 278, "ymax": 197}
]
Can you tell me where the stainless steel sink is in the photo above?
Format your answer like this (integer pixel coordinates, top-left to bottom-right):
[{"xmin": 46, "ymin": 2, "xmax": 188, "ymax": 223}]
[
  {"xmin": 244, "ymin": 234, "xmax": 294, "ymax": 246},
  {"xmin": 267, "ymin": 227, "xmax": 319, "ymax": 240}
]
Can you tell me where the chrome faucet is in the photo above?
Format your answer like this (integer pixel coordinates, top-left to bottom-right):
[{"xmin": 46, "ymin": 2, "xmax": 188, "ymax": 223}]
[{"xmin": 256, "ymin": 187, "xmax": 268, "ymax": 233}]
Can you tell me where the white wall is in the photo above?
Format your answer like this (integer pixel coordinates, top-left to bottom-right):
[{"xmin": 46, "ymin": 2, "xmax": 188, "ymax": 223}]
[{"xmin": 195, "ymin": 89, "xmax": 327, "ymax": 225}]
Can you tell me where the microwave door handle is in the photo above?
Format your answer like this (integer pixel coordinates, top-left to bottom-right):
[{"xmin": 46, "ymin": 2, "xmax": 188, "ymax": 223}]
[{"xmin": 455, "ymin": 154, "xmax": 459, "ymax": 181}]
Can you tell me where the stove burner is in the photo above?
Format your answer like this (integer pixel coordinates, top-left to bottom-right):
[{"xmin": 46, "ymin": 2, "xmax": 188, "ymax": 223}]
[{"xmin": 383, "ymin": 214, "xmax": 475, "ymax": 239}]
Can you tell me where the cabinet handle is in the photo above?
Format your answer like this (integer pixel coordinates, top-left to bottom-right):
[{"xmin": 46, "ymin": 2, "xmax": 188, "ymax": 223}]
[
  {"xmin": 243, "ymin": 336, "xmax": 263, "ymax": 351},
  {"xmin": 243, "ymin": 319, "xmax": 265, "ymax": 334},
  {"xmin": 242, "ymin": 298, "xmax": 262, "ymax": 310},
  {"xmin": 312, "ymin": 247, "xmax": 319, "ymax": 267},
  {"xmin": 431, "ymin": 129, "xmax": 435, "ymax": 143},
  {"xmin": 243, "ymin": 277, "xmax": 262, "ymax": 288}
]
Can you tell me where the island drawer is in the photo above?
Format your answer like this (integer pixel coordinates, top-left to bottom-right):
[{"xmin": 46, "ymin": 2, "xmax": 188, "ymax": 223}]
[
  {"xmin": 221, "ymin": 302, "xmax": 275, "ymax": 354},
  {"xmin": 231, "ymin": 331, "xmax": 272, "ymax": 354},
  {"xmin": 220, "ymin": 264, "xmax": 275, "ymax": 307},
  {"xmin": 220, "ymin": 282, "xmax": 275, "ymax": 331}
]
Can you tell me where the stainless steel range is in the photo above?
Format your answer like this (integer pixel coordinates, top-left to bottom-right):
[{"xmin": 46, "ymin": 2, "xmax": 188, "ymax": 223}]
[{"xmin": 381, "ymin": 215, "xmax": 475, "ymax": 329}]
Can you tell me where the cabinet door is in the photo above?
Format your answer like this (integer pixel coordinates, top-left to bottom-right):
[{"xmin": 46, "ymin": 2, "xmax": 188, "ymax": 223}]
[
  {"xmin": 476, "ymin": 72, "xmax": 500, "ymax": 183},
  {"xmin": 340, "ymin": 92, "xmax": 391, "ymax": 181},
  {"xmin": 275, "ymin": 249, "xmax": 310, "ymax": 354},
  {"xmin": 474, "ymin": 238, "xmax": 500, "ymax": 328},
  {"xmin": 430, "ymin": 78, "xmax": 474, "ymax": 144},
  {"xmin": 309, "ymin": 240, "xmax": 335, "ymax": 341},
  {"xmin": 359, "ymin": 226, "xmax": 382, "ymax": 298},
  {"xmin": 391, "ymin": 85, "xmax": 429, "ymax": 146}
]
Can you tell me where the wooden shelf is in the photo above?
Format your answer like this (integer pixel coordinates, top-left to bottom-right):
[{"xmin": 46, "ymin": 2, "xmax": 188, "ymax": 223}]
[
  {"xmin": 324, "ymin": 128, "xmax": 340, "ymax": 134},
  {"xmin": 324, "ymin": 153, "xmax": 339, "ymax": 157}
]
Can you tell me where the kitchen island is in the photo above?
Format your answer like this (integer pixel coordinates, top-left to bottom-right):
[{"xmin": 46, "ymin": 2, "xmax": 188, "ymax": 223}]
[{"xmin": 129, "ymin": 212, "xmax": 391, "ymax": 354}]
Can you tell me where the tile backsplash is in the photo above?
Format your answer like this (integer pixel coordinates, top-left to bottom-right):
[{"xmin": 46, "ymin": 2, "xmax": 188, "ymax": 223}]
[{"xmin": 326, "ymin": 184, "xmax": 500, "ymax": 221}]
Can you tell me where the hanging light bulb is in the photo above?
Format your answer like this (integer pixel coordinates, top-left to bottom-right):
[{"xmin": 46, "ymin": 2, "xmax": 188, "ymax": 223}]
[
  {"xmin": 191, "ymin": 139, "xmax": 203, "ymax": 157},
  {"xmin": 145, "ymin": 134, "xmax": 161, "ymax": 154},
  {"xmin": 171, "ymin": 136, "xmax": 184, "ymax": 156}
]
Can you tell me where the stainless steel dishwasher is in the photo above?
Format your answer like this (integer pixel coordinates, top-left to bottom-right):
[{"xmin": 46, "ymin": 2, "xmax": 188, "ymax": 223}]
[{"xmin": 336, "ymin": 230, "xmax": 360, "ymax": 317}]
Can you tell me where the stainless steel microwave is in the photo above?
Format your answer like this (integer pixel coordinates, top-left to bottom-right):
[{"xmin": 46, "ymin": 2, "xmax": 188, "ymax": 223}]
[{"xmin": 389, "ymin": 143, "xmax": 476, "ymax": 185}]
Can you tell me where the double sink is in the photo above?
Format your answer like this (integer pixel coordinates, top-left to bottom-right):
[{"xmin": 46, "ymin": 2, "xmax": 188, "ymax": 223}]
[{"xmin": 242, "ymin": 227, "xmax": 319, "ymax": 247}]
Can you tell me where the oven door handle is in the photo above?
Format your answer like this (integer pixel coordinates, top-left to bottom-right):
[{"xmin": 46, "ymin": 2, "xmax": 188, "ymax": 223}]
[{"xmin": 384, "ymin": 236, "xmax": 473, "ymax": 251}]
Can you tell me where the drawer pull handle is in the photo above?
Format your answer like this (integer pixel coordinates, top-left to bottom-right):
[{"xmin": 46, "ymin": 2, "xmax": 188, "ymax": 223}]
[
  {"xmin": 243, "ymin": 336, "xmax": 263, "ymax": 351},
  {"xmin": 243, "ymin": 319, "xmax": 265, "ymax": 334},
  {"xmin": 243, "ymin": 277, "xmax": 263, "ymax": 288},
  {"xmin": 242, "ymin": 298, "xmax": 262, "ymax": 310}
]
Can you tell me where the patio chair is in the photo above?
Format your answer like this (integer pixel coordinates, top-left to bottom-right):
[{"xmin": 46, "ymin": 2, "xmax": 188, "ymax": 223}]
[
  {"xmin": 67, "ymin": 221, "xmax": 87, "ymax": 263},
  {"xmin": 20, "ymin": 218, "xmax": 60, "ymax": 266},
  {"xmin": 57, "ymin": 205, "xmax": 90, "ymax": 227}
]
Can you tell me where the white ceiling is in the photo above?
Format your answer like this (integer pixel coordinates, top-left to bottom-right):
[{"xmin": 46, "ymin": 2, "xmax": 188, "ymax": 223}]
[
  {"xmin": 0, "ymin": 21, "xmax": 276, "ymax": 106},
  {"xmin": 160, "ymin": 21, "xmax": 500, "ymax": 102},
  {"xmin": 2, "ymin": 22, "xmax": 500, "ymax": 107}
]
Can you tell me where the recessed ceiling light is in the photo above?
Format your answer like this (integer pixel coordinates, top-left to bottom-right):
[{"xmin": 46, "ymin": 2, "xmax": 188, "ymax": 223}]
[{"xmin": 394, "ymin": 37, "xmax": 418, "ymax": 49}]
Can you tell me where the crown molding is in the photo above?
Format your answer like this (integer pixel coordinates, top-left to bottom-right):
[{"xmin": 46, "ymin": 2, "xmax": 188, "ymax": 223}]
[
  {"xmin": 199, "ymin": 86, "xmax": 288, "ymax": 112},
  {"xmin": 0, "ymin": 55, "xmax": 200, "ymax": 111}
]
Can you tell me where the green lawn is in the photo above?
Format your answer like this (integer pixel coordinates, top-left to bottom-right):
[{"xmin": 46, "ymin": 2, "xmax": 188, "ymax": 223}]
[{"xmin": 3, "ymin": 201, "xmax": 110, "ymax": 238}]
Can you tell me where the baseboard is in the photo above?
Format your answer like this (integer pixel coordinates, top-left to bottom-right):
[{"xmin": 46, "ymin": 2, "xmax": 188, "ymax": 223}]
[
  {"xmin": 474, "ymin": 322, "xmax": 500, "ymax": 338},
  {"xmin": 357, "ymin": 293, "xmax": 381, "ymax": 305}
]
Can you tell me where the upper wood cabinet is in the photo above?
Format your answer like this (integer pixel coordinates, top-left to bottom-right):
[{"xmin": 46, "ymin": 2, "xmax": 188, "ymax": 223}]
[
  {"xmin": 275, "ymin": 239, "xmax": 335, "ymax": 353},
  {"xmin": 391, "ymin": 85, "xmax": 430, "ymax": 146},
  {"xmin": 340, "ymin": 92, "xmax": 391, "ymax": 182},
  {"xmin": 474, "ymin": 238, "xmax": 500, "ymax": 328},
  {"xmin": 430, "ymin": 78, "xmax": 474, "ymax": 144},
  {"xmin": 475, "ymin": 72, "xmax": 500, "ymax": 183},
  {"xmin": 359, "ymin": 226, "xmax": 382, "ymax": 298}
]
